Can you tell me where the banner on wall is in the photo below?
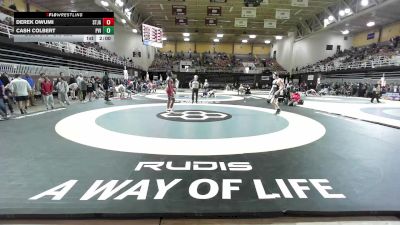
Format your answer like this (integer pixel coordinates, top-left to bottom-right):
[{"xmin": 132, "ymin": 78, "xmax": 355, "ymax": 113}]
[
  {"xmin": 241, "ymin": 7, "xmax": 256, "ymax": 17},
  {"xmin": 234, "ymin": 18, "xmax": 247, "ymax": 27},
  {"xmin": 207, "ymin": 6, "xmax": 222, "ymax": 16},
  {"xmin": 180, "ymin": 60, "xmax": 195, "ymax": 72},
  {"xmin": 264, "ymin": 19, "xmax": 277, "ymax": 28},
  {"xmin": 172, "ymin": 5, "xmax": 187, "ymax": 16},
  {"xmin": 291, "ymin": 0, "xmax": 308, "ymax": 7},
  {"xmin": 205, "ymin": 18, "xmax": 218, "ymax": 26},
  {"xmin": 367, "ymin": 32, "xmax": 375, "ymax": 40},
  {"xmin": 261, "ymin": 76, "xmax": 270, "ymax": 81},
  {"xmin": 175, "ymin": 17, "xmax": 188, "ymax": 25},
  {"xmin": 275, "ymin": 9, "xmax": 290, "ymax": 19}
]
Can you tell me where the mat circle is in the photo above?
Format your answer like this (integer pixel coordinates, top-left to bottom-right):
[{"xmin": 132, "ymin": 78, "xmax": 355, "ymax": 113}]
[{"xmin": 55, "ymin": 104, "xmax": 326, "ymax": 156}]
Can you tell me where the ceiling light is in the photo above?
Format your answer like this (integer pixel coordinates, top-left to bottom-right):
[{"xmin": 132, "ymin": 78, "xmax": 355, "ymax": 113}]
[
  {"xmin": 115, "ymin": 0, "xmax": 123, "ymax": 7},
  {"xmin": 162, "ymin": 37, "xmax": 167, "ymax": 41},
  {"xmin": 229, "ymin": 6, "xmax": 234, "ymax": 12},
  {"xmin": 124, "ymin": 8, "xmax": 130, "ymax": 12},
  {"xmin": 100, "ymin": 0, "xmax": 109, "ymax": 7},
  {"xmin": 160, "ymin": 3, "xmax": 164, "ymax": 10},
  {"xmin": 242, "ymin": 39, "xmax": 248, "ymax": 43},
  {"xmin": 361, "ymin": 0, "xmax": 369, "ymax": 7},
  {"xmin": 121, "ymin": 18, "xmax": 126, "ymax": 24},
  {"xmin": 265, "ymin": 40, "xmax": 271, "ymax": 44},
  {"xmin": 339, "ymin": 10, "xmax": 345, "ymax": 17},
  {"xmin": 275, "ymin": 35, "xmax": 283, "ymax": 40},
  {"xmin": 217, "ymin": 34, "xmax": 224, "ymax": 38},
  {"xmin": 213, "ymin": 39, "xmax": 220, "ymax": 42},
  {"xmin": 344, "ymin": 8, "xmax": 351, "ymax": 14},
  {"xmin": 366, "ymin": 21, "xmax": 375, "ymax": 27},
  {"xmin": 132, "ymin": 29, "xmax": 137, "ymax": 33},
  {"xmin": 183, "ymin": 33, "xmax": 190, "ymax": 37},
  {"xmin": 249, "ymin": 34, "xmax": 256, "ymax": 39},
  {"xmin": 341, "ymin": 30, "xmax": 349, "ymax": 35},
  {"xmin": 328, "ymin": 15, "xmax": 335, "ymax": 21},
  {"xmin": 184, "ymin": 38, "xmax": 190, "ymax": 41}
]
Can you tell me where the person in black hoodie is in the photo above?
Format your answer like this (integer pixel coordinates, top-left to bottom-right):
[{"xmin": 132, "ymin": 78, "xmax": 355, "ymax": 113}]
[
  {"xmin": 102, "ymin": 72, "xmax": 111, "ymax": 101},
  {"xmin": 0, "ymin": 73, "xmax": 14, "ymax": 114}
]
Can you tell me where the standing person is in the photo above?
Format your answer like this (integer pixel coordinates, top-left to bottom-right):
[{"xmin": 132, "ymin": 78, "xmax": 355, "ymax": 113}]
[
  {"xmin": 166, "ymin": 74, "xmax": 176, "ymax": 112},
  {"xmin": 0, "ymin": 73, "xmax": 14, "ymax": 114},
  {"xmin": 41, "ymin": 76, "xmax": 55, "ymax": 110},
  {"xmin": 24, "ymin": 74, "xmax": 35, "ymax": 106},
  {"xmin": 191, "ymin": 75, "xmax": 200, "ymax": 104},
  {"xmin": 68, "ymin": 75, "xmax": 77, "ymax": 100},
  {"xmin": 102, "ymin": 72, "xmax": 111, "ymax": 101},
  {"xmin": 80, "ymin": 78, "xmax": 88, "ymax": 102},
  {"xmin": 0, "ymin": 79, "xmax": 9, "ymax": 119},
  {"xmin": 86, "ymin": 77, "xmax": 95, "ymax": 102},
  {"xmin": 271, "ymin": 73, "xmax": 285, "ymax": 115},
  {"xmin": 371, "ymin": 83, "xmax": 381, "ymax": 103},
  {"xmin": 35, "ymin": 73, "xmax": 45, "ymax": 104},
  {"xmin": 56, "ymin": 77, "xmax": 70, "ymax": 107},
  {"xmin": 9, "ymin": 74, "xmax": 31, "ymax": 114},
  {"xmin": 76, "ymin": 75, "xmax": 83, "ymax": 101},
  {"xmin": 87, "ymin": 77, "xmax": 96, "ymax": 102},
  {"xmin": 203, "ymin": 79, "xmax": 209, "ymax": 92}
]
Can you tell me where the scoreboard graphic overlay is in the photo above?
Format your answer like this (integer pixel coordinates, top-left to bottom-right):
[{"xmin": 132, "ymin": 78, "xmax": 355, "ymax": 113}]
[{"xmin": 13, "ymin": 12, "xmax": 114, "ymax": 42}]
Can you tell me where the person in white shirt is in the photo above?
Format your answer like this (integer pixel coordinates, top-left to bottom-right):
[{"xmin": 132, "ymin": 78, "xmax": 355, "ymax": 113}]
[
  {"xmin": 9, "ymin": 74, "xmax": 31, "ymax": 114},
  {"xmin": 190, "ymin": 75, "xmax": 200, "ymax": 103},
  {"xmin": 76, "ymin": 75, "xmax": 83, "ymax": 101},
  {"xmin": 203, "ymin": 79, "xmax": 209, "ymax": 92},
  {"xmin": 56, "ymin": 77, "xmax": 70, "ymax": 107}
]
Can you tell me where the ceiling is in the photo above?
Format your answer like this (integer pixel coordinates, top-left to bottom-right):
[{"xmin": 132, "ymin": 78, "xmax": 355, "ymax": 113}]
[
  {"xmin": 135, "ymin": 0, "xmax": 338, "ymax": 43},
  {"xmin": 29, "ymin": 0, "xmax": 400, "ymax": 44},
  {"xmin": 30, "ymin": 0, "xmax": 105, "ymax": 12},
  {"xmin": 330, "ymin": 0, "xmax": 400, "ymax": 36},
  {"xmin": 30, "ymin": 0, "xmax": 338, "ymax": 43}
]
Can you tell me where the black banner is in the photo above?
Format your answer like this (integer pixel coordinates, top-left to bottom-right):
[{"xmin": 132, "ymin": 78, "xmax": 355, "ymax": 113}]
[
  {"xmin": 205, "ymin": 18, "xmax": 217, "ymax": 26},
  {"xmin": 172, "ymin": 5, "xmax": 187, "ymax": 16},
  {"xmin": 207, "ymin": 6, "xmax": 222, "ymax": 16},
  {"xmin": 14, "ymin": 12, "xmax": 114, "ymax": 18},
  {"xmin": 175, "ymin": 17, "xmax": 188, "ymax": 25},
  {"xmin": 14, "ymin": 18, "xmax": 107, "ymax": 26},
  {"xmin": 14, "ymin": 26, "xmax": 104, "ymax": 34}
]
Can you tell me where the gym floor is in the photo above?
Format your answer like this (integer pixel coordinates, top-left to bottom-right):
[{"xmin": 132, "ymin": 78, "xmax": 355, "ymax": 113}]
[{"xmin": 1, "ymin": 90, "xmax": 400, "ymax": 220}]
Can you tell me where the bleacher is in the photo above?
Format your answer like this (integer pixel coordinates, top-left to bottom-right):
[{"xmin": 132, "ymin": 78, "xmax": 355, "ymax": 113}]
[
  {"xmin": 149, "ymin": 51, "xmax": 287, "ymax": 75},
  {"xmin": 294, "ymin": 39, "xmax": 400, "ymax": 74}
]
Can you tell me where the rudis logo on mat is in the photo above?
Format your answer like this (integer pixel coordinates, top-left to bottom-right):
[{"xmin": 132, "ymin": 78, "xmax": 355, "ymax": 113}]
[{"xmin": 29, "ymin": 161, "xmax": 346, "ymax": 201}]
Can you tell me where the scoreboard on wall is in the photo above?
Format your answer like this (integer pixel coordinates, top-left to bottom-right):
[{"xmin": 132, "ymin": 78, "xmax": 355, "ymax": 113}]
[
  {"xmin": 13, "ymin": 12, "xmax": 114, "ymax": 42},
  {"xmin": 142, "ymin": 23, "xmax": 163, "ymax": 48}
]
